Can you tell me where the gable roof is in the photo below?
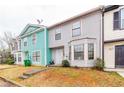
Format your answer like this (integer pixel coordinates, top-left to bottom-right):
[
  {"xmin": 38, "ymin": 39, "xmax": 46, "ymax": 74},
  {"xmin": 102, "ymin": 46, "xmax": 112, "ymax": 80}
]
[
  {"xmin": 19, "ymin": 24, "xmax": 46, "ymax": 36},
  {"xmin": 48, "ymin": 6, "xmax": 104, "ymax": 29}
]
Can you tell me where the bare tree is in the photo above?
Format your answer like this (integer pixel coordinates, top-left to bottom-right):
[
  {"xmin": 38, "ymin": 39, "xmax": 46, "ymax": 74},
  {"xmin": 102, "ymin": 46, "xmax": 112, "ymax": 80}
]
[{"xmin": 0, "ymin": 31, "xmax": 14, "ymax": 51}]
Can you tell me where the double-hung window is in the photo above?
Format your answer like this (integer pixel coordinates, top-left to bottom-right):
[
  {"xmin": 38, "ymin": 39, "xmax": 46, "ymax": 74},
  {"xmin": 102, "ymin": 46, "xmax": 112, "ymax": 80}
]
[
  {"xmin": 120, "ymin": 8, "xmax": 124, "ymax": 29},
  {"xmin": 32, "ymin": 33, "xmax": 36, "ymax": 45},
  {"xmin": 23, "ymin": 38, "xmax": 27, "ymax": 47},
  {"xmin": 72, "ymin": 21, "xmax": 81, "ymax": 37},
  {"xmin": 74, "ymin": 44, "xmax": 84, "ymax": 60},
  {"xmin": 113, "ymin": 8, "xmax": 124, "ymax": 30},
  {"xmin": 88, "ymin": 43, "xmax": 94, "ymax": 60},
  {"xmin": 32, "ymin": 51, "xmax": 40, "ymax": 62},
  {"xmin": 55, "ymin": 28, "xmax": 61, "ymax": 40},
  {"xmin": 113, "ymin": 11, "xmax": 120, "ymax": 30},
  {"xmin": 18, "ymin": 53, "xmax": 21, "ymax": 62}
]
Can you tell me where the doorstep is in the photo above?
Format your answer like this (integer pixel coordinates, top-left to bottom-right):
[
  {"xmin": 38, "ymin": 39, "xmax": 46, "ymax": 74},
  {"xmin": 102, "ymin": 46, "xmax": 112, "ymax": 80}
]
[{"xmin": 104, "ymin": 68, "xmax": 124, "ymax": 72}]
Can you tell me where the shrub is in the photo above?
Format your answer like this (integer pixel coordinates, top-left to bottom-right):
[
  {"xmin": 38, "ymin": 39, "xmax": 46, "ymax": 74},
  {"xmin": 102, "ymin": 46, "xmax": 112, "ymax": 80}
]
[
  {"xmin": 6, "ymin": 57, "xmax": 14, "ymax": 65},
  {"xmin": 62, "ymin": 60, "xmax": 70, "ymax": 67},
  {"xmin": 95, "ymin": 58, "xmax": 104, "ymax": 70}
]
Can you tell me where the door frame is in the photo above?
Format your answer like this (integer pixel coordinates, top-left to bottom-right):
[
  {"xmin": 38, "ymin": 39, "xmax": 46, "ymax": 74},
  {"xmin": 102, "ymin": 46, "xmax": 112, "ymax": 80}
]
[{"xmin": 115, "ymin": 45, "xmax": 124, "ymax": 68}]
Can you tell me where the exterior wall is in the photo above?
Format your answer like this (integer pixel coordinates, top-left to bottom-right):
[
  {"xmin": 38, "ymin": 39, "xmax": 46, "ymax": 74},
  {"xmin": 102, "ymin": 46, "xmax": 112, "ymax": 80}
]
[
  {"xmin": 21, "ymin": 28, "xmax": 51, "ymax": 66},
  {"xmin": 104, "ymin": 6, "xmax": 124, "ymax": 41},
  {"xmin": 48, "ymin": 11, "xmax": 102, "ymax": 67},
  {"xmin": 104, "ymin": 41, "xmax": 124, "ymax": 68},
  {"xmin": 104, "ymin": 6, "xmax": 124, "ymax": 68}
]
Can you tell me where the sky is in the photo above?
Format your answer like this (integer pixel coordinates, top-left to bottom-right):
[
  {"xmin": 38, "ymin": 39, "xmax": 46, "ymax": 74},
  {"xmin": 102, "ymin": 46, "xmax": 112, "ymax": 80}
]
[
  {"xmin": 0, "ymin": 0, "xmax": 122, "ymax": 38},
  {"xmin": 0, "ymin": 5, "xmax": 97, "ymax": 37}
]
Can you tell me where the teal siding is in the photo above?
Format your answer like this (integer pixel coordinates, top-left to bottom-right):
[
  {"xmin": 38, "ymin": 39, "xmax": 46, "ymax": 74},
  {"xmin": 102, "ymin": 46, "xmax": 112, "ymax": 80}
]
[
  {"xmin": 46, "ymin": 28, "xmax": 52, "ymax": 64},
  {"xmin": 21, "ymin": 26, "xmax": 51, "ymax": 66}
]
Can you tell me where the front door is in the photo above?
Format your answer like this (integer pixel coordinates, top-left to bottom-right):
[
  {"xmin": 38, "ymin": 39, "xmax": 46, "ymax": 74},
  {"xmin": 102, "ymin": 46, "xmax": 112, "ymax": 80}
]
[
  {"xmin": 55, "ymin": 48, "xmax": 63, "ymax": 65},
  {"xmin": 115, "ymin": 45, "xmax": 124, "ymax": 67}
]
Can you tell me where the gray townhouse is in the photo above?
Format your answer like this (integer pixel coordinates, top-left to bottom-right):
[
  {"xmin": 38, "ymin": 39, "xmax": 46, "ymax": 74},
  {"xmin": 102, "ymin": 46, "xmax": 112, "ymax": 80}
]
[{"xmin": 48, "ymin": 6, "xmax": 103, "ymax": 67}]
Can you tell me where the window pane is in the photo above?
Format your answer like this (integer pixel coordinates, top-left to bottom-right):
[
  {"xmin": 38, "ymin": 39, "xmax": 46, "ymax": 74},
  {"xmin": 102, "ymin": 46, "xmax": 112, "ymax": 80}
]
[
  {"xmin": 69, "ymin": 46, "xmax": 71, "ymax": 60},
  {"xmin": 72, "ymin": 28, "xmax": 81, "ymax": 36},
  {"xmin": 73, "ymin": 22, "xmax": 80, "ymax": 29},
  {"xmin": 74, "ymin": 45, "xmax": 84, "ymax": 60},
  {"xmin": 121, "ymin": 9, "xmax": 124, "ymax": 29},
  {"xmin": 55, "ymin": 33, "xmax": 61, "ymax": 40},
  {"xmin": 88, "ymin": 43, "xmax": 94, "ymax": 60},
  {"xmin": 113, "ymin": 11, "xmax": 120, "ymax": 30}
]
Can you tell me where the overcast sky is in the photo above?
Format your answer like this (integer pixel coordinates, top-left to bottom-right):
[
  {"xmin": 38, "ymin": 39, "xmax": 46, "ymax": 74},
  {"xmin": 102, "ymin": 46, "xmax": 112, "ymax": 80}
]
[{"xmin": 0, "ymin": 5, "xmax": 98, "ymax": 37}]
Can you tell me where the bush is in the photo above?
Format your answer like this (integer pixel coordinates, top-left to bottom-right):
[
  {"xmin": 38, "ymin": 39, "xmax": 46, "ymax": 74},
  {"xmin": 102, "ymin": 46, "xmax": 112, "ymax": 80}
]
[
  {"xmin": 95, "ymin": 58, "xmax": 104, "ymax": 70},
  {"xmin": 62, "ymin": 60, "xmax": 70, "ymax": 67},
  {"xmin": 6, "ymin": 57, "xmax": 14, "ymax": 65}
]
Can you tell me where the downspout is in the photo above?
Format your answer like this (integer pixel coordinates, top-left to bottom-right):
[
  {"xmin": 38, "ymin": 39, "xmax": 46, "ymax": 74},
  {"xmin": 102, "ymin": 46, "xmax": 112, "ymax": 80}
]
[
  {"xmin": 44, "ymin": 27, "xmax": 47, "ymax": 66},
  {"xmin": 102, "ymin": 7, "xmax": 105, "ymax": 61}
]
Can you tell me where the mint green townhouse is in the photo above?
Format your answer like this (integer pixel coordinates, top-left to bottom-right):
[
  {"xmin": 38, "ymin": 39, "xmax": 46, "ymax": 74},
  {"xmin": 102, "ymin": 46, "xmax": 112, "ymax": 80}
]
[{"xmin": 19, "ymin": 24, "xmax": 51, "ymax": 66}]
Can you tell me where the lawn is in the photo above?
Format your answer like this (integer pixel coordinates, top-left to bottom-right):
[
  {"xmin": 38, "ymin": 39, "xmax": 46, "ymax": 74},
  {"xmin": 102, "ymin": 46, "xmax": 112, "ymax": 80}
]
[{"xmin": 0, "ymin": 65, "xmax": 124, "ymax": 87}]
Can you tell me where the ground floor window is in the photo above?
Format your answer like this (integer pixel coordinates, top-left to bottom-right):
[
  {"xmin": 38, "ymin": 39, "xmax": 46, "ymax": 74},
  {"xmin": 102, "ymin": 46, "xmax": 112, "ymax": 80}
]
[
  {"xmin": 32, "ymin": 51, "xmax": 40, "ymax": 62},
  {"xmin": 18, "ymin": 53, "xmax": 21, "ymax": 62},
  {"xmin": 69, "ymin": 46, "xmax": 71, "ymax": 60},
  {"xmin": 88, "ymin": 43, "xmax": 94, "ymax": 60},
  {"xmin": 74, "ymin": 44, "xmax": 84, "ymax": 60}
]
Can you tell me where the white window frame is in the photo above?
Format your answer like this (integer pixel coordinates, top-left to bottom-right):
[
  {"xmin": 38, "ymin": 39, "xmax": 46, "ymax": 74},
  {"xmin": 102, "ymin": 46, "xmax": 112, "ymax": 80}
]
[
  {"xmin": 74, "ymin": 44, "xmax": 84, "ymax": 60},
  {"xmin": 88, "ymin": 43, "xmax": 94, "ymax": 60},
  {"xmin": 23, "ymin": 38, "xmax": 28, "ymax": 47},
  {"xmin": 32, "ymin": 33, "xmax": 37, "ymax": 45},
  {"xmin": 72, "ymin": 21, "xmax": 81, "ymax": 37},
  {"xmin": 120, "ymin": 8, "xmax": 124, "ymax": 29},
  {"xmin": 32, "ymin": 51, "xmax": 41, "ymax": 62},
  {"xmin": 55, "ymin": 28, "xmax": 61, "ymax": 40}
]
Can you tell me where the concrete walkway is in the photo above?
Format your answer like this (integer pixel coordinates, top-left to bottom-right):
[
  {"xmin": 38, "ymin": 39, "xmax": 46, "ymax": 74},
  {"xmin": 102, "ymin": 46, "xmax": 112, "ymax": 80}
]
[
  {"xmin": 117, "ymin": 72, "xmax": 124, "ymax": 78},
  {"xmin": 0, "ymin": 78, "xmax": 17, "ymax": 87},
  {"xmin": 104, "ymin": 68, "xmax": 124, "ymax": 78}
]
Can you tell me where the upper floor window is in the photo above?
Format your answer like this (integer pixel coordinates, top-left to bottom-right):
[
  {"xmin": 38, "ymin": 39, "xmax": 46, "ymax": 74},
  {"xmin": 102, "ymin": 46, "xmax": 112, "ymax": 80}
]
[
  {"xmin": 32, "ymin": 33, "xmax": 36, "ymax": 45},
  {"xmin": 55, "ymin": 28, "xmax": 61, "ymax": 40},
  {"xmin": 23, "ymin": 38, "xmax": 27, "ymax": 47},
  {"xmin": 113, "ymin": 11, "xmax": 120, "ymax": 30},
  {"xmin": 88, "ymin": 43, "xmax": 94, "ymax": 60},
  {"xmin": 120, "ymin": 8, "xmax": 124, "ymax": 29},
  {"xmin": 72, "ymin": 21, "xmax": 81, "ymax": 37},
  {"xmin": 74, "ymin": 44, "xmax": 84, "ymax": 60},
  {"xmin": 24, "ymin": 42, "xmax": 27, "ymax": 46},
  {"xmin": 113, "ymin": 8, "xmax": 124, "ymax": 30}
]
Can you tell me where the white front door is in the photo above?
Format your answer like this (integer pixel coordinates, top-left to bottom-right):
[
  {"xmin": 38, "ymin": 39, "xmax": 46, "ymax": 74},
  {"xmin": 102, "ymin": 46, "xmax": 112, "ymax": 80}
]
[{"xmin": 55, "ymin": 48, "xmax": 63, "ymax": 65}]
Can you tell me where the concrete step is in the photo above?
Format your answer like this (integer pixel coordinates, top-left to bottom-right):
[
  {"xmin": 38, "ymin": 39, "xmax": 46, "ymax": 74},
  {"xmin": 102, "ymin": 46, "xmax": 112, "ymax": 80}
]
[
  {"xmin": 19, "ymin": 75, "xmax": 29, "ymax": 79},
  {"xmin": 19, "ymin": 68, "xmax": 50, "ymax": 79},
  {"xmin": 23, "ymin": 69, "xmax": 42, "ymax": 76}
]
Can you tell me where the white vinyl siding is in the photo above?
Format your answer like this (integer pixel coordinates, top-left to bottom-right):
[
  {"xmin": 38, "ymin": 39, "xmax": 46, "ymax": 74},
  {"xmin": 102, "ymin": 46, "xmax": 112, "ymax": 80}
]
[{"xmin": 72, "ymin": 21, "xmax": 81, "ymax": 37}]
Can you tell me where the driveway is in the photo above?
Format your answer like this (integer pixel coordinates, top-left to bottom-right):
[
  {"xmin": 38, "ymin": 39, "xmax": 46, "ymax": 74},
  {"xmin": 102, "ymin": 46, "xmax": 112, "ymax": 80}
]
[{"xmin": 0, "ymin": 78, "xmax": 17, "ymax": 87}]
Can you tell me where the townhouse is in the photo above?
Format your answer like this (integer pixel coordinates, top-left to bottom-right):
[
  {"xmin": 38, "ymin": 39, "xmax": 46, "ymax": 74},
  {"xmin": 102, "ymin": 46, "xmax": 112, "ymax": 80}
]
[
  {"xmin": 48, "ymin": 6, "xmax": 103, "ymax": 67},
  {"xmin": 11, "ymin": 37, "xmax": 22, "ymax": 65},
  {"xmin": 19, "ymin": 24, "xmax": 51, "ymax": 66},
  {"xmin": 104, "ymin": 5, "xmax": 124, "ymax": 68},
  {"xmin": 11, "ymin": 5, "xmax": 124, "ymax": 69}
]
